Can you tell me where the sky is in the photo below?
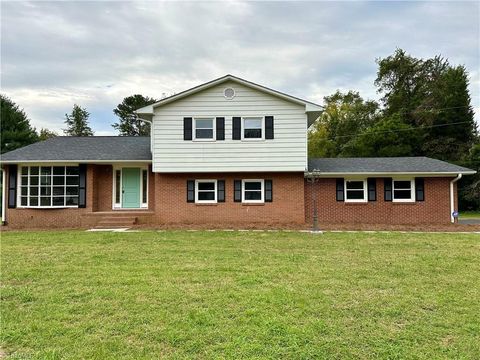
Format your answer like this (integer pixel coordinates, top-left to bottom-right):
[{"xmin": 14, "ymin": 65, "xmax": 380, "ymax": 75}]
[{"xmin": 1, "ymin": 1, "xmax": 479, "ymax": 135}]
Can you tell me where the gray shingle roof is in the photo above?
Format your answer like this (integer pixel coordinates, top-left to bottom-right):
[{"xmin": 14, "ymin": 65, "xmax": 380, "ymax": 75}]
[
  {"xmin": 1, "ymin": 137, "xmax": 151, "ymax": 162},
  {"xmin": 308, "ymin": 157, "xmax": 475, "ymax": 174}
]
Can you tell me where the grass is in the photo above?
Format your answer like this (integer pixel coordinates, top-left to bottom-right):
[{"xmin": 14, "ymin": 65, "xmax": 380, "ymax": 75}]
[
  {"xmin": 460, "ymin": 211, "xmax": 480, "ymax": 219},
  {"xmin": 1, "ymin": 230, "xmax": 479, "ymax": 359}
]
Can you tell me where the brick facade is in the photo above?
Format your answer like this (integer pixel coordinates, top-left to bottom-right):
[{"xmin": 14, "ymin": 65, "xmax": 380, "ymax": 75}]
[
  {"xmin": 153, "ymin": 172, "xmax": 305, "ymax": 226},
  {"xmin": 3, "ymin": 164, "xmax": 458, "ymax": 229},
  {"xmin": 304, "ymin": 177, "xmax": 456, "ymax": 225}
]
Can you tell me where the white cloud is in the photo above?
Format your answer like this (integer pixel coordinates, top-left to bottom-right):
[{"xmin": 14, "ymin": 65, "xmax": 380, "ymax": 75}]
[{"xmin": 1, "ymin": 0, "xmax": 479, "ymax": 134}]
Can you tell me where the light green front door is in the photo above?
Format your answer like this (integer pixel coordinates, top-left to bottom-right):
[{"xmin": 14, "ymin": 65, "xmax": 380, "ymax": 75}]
[{"xmin": 122, "ymin": 168, "xmax": 140, "ymax": 208}]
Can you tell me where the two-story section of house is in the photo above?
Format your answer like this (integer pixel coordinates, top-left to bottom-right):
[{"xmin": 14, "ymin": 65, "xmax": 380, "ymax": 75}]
[
  {"xmin": 134, "ymin": 75, "xmax": 323, "ymax": 225},
  {"xmin": 0, "ymin": 75, "xmax": 475, "ymax": 229}
]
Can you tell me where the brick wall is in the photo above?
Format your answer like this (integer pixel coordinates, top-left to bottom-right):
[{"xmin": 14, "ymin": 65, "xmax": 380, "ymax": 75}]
[
  {"xmin": 153, "ymin": 172, "xmax": 305, "ymax": 226},
  {"xmin": 305, "ymin": 177, "xmax": 456, "ymax": 225}
]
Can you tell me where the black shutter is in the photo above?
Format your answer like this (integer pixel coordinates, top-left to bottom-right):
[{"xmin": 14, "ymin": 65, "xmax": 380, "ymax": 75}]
[
  {"xmin": 216, "ymin": 117, "xmax": 225, "ymax": 140},
  {"xmin": 8, "ymin": 165, "xmax": 17, "ymax": 208},
  {"xmin": 78, "ymin": 164, "xmax": 87, "ymax": 208},
  {"xmin": 367, "ymin": 178, "xmax": 376, "ymax": 201},
  {"xmin": 415, "ymin": 178, "xmax": 425, "ymax": 201},
  {"xmin": 265, "ymin": 180, "xmax": 273, "ymax": 202},
  {"xmin": 183, "ymin": 117, "xmax": 193, "ymax": 140},
  {"xmin": 265, "ymin": 116, "xmax": 274, "ymax": 139},
  {"xmin": 234, "ymin": 180, "xmax": 242, "ymax": 202},
  {"xmin": 232, "ymin": 117, "xmax": 241, "ymax": 140},
  {"xmin": 187, "ymin": 180, "xmax": 195, "ymax": 203},
  {"xmin": 217, "ymin": 180, "xmax": 225, "ymax": 202},
  {"xmin": 384, "ymin": 178, "xmax": 392, "ymax": 202},
  {"xmin": 336, "ymin": 178, "xmax": 344, "ymax": 202}
]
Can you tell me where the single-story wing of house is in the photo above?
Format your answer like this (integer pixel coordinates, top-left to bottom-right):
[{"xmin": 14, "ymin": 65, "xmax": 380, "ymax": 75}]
[{"xmin": 0, "ymin": 75, "xmax": 475, "ymax": 228}]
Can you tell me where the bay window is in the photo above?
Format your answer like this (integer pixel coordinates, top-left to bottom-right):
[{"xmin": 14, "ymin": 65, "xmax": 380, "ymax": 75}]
[{"xmin": 19, "ymin": 166, "xmax": 79, "ymax": 208}]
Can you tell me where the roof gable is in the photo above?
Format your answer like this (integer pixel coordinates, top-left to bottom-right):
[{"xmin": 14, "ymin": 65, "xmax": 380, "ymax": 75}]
[{"xmin": 135, "ymin": 75, "xmax": 323, "ymax": 125}]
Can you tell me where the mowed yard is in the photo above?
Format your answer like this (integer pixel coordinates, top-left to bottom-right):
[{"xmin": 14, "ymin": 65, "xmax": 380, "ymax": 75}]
[{"xmin": 1, "ymin": 230, "xmax": 479, "ymax": 359}]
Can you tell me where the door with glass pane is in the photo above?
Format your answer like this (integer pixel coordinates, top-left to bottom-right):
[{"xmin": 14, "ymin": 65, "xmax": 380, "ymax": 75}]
[{"xmin": 121, "ymin": 168, "xmax": 141, "ymax": 208}]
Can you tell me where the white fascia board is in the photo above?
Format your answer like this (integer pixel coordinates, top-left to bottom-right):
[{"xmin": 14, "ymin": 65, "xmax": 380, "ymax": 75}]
[{"xmin": 304, "ymin": 171, "xmax": 477, "ymax": 177}]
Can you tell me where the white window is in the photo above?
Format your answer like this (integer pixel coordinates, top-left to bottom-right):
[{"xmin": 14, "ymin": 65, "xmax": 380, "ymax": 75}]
[
  {"xmin": 194, "ymin": 118, "xmax": 215, "ymax": 140},
  {"xmin": 195, "ymin": 180, "xmax": 217, "ymax": 203},
  {"xmin": 393, "ymin": 179, "xmax": 415, "ymax": 202},
  {"xmin": 242, "ymin": 179, "xmax": 264, "ymax": 203},
  {"xmin": 344, "ymin": 179, "xmax": 367, "ymax": 203},
  {"xmin": 242, "ymin": 117, "xmax": 264, "ymax": 140},
  {"xmin": 19, "ymin": 166, "xmax": 79, "ymax": 208}
]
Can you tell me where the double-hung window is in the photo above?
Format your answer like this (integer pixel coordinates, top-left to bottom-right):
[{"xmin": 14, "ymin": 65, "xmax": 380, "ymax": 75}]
[
  {"xmin": 242, "ymin": 179, "xmax": 264, "ymax": 203},
  {"xmin": 19, "ymin": 166, "xmax": 79, "ymax": 208},
  {"xmin": 344, "ymin": 180, "xmax": 367, "ymax": 202},
  {"xmin": 194, "ymin": 118, "xmax": 215, "ymax": 140},
  {"xmin": 393, "ymin": 179, "xmax": 415, "ymax": 202},
  {"xmin": 242, "ymin": 117, "xmax": 263, "ymax": 140},
  {"xmin": 195, "ymin": 180, "xmax": 217, "ymax": 203}
]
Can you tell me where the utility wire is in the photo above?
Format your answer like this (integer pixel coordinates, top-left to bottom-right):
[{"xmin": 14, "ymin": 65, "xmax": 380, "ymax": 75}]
[{"xmin": 322, "ymin": 121, "xmax": 474, "ymax": 140}]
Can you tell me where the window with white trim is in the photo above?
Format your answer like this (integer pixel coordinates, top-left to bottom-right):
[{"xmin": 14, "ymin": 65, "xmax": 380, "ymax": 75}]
[
  {"xmin": 19, "ymin": 166, "xmax": 79, "ymax": 208},
  {"xmin": 194, "ymin": 118, "xmax": 215, "ymax": 140},
  {"xmin": 242, "ymin": 179, "xmax": 264, "ymax": 203},
  {"xmin": 195, "ymin": 180, "xmax": 217, "ymax": 203},
  {"xmin": 242, "ymin": 117, "xmax": 263, "ymax": 140},
  {"xmin": 344, "ymin": 179, "xmax": 367, "ymax": 202},
  {"xmin": 393, "ymin": 179, "xmax": 415, "ymax": 202}
]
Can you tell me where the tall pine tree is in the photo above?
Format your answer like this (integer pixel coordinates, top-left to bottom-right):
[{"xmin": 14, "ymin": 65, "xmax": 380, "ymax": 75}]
[
  {"xmin": 0, "ymin": 94, "xmax": 38, "ymax": 153},
  {"xmin": 63, "ymin": 104, "xmax": 94, "ymax": 136},
  {"xmin": 112, "ymin": 95, "xmax": 158, "ymax": 136}
]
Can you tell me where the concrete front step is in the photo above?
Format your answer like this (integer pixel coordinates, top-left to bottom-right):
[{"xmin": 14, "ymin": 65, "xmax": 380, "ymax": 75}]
[{"xmin": 96, "ymin": 215, "xmax": 137, "ymax": 227}]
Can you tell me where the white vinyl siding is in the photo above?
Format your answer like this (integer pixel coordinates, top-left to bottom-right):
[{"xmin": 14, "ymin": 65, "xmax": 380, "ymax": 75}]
[{"xmin": 151, "ymin": 81, "xmax": 307, "ymax": 172}]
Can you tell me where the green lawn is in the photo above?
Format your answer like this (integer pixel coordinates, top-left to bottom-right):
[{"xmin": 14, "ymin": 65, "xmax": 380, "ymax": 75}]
[
  {"xmin": 460, "ymin": 211, "xmax": 480, "ymax": 219},
  {"xmin": 1, "ymin": 230, "xmax": 479, "ymax": 359}
]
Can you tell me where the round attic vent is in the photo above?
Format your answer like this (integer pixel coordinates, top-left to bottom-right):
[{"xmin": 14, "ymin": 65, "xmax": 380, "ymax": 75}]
[{"xmin": 224, "ymin": 87, "xmax": 235, "ymax": 99}]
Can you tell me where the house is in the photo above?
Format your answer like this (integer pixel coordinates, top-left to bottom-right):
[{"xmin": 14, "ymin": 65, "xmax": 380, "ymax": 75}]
[{"xmin": 0, "ymin": 75, "xmax": 475, "ymax": 229}]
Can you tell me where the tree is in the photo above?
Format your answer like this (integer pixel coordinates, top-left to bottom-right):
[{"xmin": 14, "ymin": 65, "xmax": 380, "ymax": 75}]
[
  {"xmin": 308, "ymin": 91, "xmax": 380, "ymax": 157},
  {"xmin": 38, "ymin": 128, "xmax": 58, "ymax": 141},
  {"xmin": 112, "ymin": 95, "xmax": 158, "ymax": 136},
  {"xmin": 375, "ymin": 49, "xmax": 477, "ymax": 160},
  {"xmin": 341, "ymin": 115, "xmax": 421, "ymax": 157},
  {"xmin": 63, "ymin": 104, "xmax": 94, "ymax": 136},
  {"xmin": 0, "ymin": 94, "xmax": 38, "ymax": 154}
]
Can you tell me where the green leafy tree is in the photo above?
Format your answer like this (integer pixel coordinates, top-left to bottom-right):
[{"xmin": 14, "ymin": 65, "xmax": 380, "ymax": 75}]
[
  {"xmin": 341, "ymin": 115, "xmax": 421, "ymax": 157},
  {"xmin": 0, "ymin": 94, "xmax": 38, "ymax": 153},
  {"xmin": 63, "ymin": 104, "xmax": 94, "ymax": 136},
  {"xmin": 112, "ymin": 95, "xmax": 158, "ymax": 136},
  {"xmin": 308, "ymin": 91, "xmax": 380, "ymax": 157},
  {"xmin": 38, "ymin": 128, "xmax": 58, "ymax": 141},
  {"xmin": 375, "ymin": 49, "xmax": 477, "ymax": 160},
  {"xmin": 459, "ymin": 141, "xmax": 480, "ymax": 210}
]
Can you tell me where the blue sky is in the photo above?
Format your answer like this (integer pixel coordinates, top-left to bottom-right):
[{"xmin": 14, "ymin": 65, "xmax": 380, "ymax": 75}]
[{"xmin": 1, "ymin": 1, "xmax": 479, "ymax": 135}]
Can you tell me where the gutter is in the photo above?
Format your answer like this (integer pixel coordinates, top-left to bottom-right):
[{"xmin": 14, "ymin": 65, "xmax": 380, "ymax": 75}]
[
  {"xmin": 450, "ymin": 174, "xmax": 462, "ymax": 223},
  {"xmin": 304, "ymin": 171, "xmax": 477, "ymax": 177}
]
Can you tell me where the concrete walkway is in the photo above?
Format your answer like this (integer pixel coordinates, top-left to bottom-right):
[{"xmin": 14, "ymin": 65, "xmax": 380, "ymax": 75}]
[{"xmin": 459, "ymin": 218, "xmax": 480, "ymax": 225}]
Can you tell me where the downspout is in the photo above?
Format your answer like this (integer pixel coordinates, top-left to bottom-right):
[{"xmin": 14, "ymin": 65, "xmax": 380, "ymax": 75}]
[
  {"xmin": 1, "ymin": 168, "xmax": 5, "ymax": 225},
  {"xmin": 450, "ymin": 174, "xmax": 462, "ymax": 223}
]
